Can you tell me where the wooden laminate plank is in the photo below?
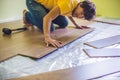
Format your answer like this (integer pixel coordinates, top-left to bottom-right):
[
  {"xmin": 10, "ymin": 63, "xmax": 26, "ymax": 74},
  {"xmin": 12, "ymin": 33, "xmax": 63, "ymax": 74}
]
[
  {"xmin": 83, "ymin": 48, "xmax": 120, "ymax": 58},
  {"xmin": 84, "ymin": 35, "xmax": 120, "ymax": 48},
  {"xmin": 0, "ymin": 27, "xmax": 93, "ymax": 62},
  {"xmin": 8, "ymin": 59, "xmax": 120, "ymax": 80}
]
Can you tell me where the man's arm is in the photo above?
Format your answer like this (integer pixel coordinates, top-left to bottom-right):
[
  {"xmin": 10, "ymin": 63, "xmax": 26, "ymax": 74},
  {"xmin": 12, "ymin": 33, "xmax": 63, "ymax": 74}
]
[
  {"xmin": 43, "ymin": 6, "xmax": 62, "ymax": 47},
  {"xmin": 68, "ymin": 16, "xmax": 90, "ymax": 29},
  {"xmin": 68, "ymin": 16, "xmax": 78, "ymax": 27}
]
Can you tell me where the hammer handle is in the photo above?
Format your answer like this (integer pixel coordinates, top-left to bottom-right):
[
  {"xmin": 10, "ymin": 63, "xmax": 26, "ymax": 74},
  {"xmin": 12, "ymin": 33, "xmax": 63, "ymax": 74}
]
[{"xmin": 12, "ymin": 27, "xmax": 27, "ymax": 31}]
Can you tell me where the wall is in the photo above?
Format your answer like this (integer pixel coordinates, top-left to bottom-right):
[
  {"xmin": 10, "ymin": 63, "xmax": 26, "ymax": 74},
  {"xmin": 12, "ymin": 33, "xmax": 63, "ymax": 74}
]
[
  {"xmin": 0, "ymin": 0, "xmax": 120, "ymax": 23},
  {"xmin": 92, "ymin": 0, "xmax": 120, "ymax": 18},
  {"xmin": 0, "ymin": 0, "xmax": 26, "ymax": 22}
]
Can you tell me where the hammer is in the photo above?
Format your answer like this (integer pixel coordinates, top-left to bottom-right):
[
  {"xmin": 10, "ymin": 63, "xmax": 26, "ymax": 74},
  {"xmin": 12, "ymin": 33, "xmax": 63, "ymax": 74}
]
[{"xmin": 2, "ymin": 27, "xmax": 27, "ymax": 35}]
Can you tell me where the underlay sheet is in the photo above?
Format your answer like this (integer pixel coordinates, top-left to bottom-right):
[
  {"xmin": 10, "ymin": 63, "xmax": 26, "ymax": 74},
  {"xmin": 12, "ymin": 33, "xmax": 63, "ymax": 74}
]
[{"xmin": 1, "ymin": 19, "xmax": 120, "ymax": 80}]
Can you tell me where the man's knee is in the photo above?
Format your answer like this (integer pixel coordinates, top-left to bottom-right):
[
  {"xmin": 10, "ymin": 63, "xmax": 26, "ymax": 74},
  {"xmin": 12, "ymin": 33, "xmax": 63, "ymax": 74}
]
[{"xmin": 60, "ymin": 21, "xmax": 68, "ymax": 28}]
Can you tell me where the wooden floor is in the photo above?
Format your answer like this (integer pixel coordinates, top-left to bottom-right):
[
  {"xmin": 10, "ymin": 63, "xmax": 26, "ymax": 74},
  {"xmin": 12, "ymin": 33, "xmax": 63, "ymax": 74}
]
[
  {"xmin": 0, "ymin": 18, "xmax": 120, "ymax": 80},
  {"xmin": 0, "ymin": 20, "xmax": 93, "ymax": 62},
  {"xmin": 0, "ymin": 28, "xmax": 93, "ymax": 61}
]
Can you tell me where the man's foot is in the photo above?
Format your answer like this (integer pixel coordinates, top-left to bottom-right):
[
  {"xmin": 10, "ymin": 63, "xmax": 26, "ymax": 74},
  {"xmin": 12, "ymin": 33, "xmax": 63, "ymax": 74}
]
[{"xmin": 23, "ymin": 9, "xmax": 33, "ymax": 28}]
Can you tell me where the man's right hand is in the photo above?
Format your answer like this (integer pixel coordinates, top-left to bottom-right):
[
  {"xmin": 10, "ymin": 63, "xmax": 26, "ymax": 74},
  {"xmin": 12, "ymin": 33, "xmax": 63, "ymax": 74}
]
[{"xmin": 45, "ymin": 37, "xmax": 62, "ymax": 48}]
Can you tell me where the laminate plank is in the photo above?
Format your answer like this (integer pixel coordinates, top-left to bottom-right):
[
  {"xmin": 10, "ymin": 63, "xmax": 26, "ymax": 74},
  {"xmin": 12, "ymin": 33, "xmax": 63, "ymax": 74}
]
[
  {"xmin": 8, "ymin": 59, "xmax": 120, "ymax": 80},
  {"xmin": 0, "ymin": 28, "xmax": 93, "ymax": 62},
  {"xmin": 84, "ymin": 35, "xmax": 120, "ymax": 48},
  {"xmin": 83, "ymin": 48, "xmax": 120, "ymax": 58}
]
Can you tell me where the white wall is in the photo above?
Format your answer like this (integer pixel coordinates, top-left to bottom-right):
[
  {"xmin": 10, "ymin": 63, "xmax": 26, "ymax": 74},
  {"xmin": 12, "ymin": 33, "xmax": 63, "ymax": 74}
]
[{"xmin": 0, "ymin": 0, "xmax": 27, "ymax": 23}]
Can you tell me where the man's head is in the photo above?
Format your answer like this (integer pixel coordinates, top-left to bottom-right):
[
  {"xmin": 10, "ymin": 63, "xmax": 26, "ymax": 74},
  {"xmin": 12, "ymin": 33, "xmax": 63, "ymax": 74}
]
[{"xmin": 72, "ymin": 0, "xmax": 96, "ymax": 20}]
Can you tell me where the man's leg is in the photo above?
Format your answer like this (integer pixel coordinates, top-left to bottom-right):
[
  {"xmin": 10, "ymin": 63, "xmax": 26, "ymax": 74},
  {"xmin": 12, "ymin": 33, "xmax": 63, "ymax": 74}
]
[
  {"xmin": 25, "ymin": 0, "xmax": 55, "ymax": 32},
  {"xmin": 53, "ymin": 15, "xmax": 68, "ymax": 28}
]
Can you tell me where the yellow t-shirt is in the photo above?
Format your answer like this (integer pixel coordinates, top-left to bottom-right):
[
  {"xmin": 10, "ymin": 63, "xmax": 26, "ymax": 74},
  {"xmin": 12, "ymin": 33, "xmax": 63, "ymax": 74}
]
[{"xmin": 35, "ymin": 0, "xmax": 79, "ymax": 15}]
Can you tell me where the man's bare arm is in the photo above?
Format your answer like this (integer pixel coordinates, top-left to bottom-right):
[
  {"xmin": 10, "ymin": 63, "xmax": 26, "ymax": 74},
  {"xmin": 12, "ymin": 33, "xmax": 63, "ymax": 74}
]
[
  {"xmin": 68, "ymin": 16, "xmax": 90, "ymax": 29},
  {"xmin": 68, "ymin": 16, "xmax": 78, "ymax": 27},
  {"xmin": 43, "ymin": 6, "xmax": 62, "ymax": 47}
]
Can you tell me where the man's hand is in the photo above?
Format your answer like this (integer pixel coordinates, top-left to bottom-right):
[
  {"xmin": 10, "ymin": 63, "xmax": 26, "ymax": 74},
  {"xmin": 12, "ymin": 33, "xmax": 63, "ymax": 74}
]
[
  {"xmin": 68, "ymin": 17, "xmax": 90, "ymax": 29},
  {"xmin": 45, "ymin": 37, "xmax": 62, "ymax": 48},
  {"xmin": 76, "ymin": 25, "xmax": 90, "ymax": 29}
]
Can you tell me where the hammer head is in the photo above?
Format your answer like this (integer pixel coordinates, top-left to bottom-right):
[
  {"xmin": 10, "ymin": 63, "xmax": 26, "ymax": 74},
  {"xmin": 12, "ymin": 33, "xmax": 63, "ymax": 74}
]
[{"xmin": 2, "ymin": 28, "xmax": 12, "ymax": 35}]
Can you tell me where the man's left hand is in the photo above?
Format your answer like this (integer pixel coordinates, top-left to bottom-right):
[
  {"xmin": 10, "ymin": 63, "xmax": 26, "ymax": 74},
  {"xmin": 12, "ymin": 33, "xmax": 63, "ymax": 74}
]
[{"xmin": 76, "ymin": 25, "xmax": 90, "ymax": 29}]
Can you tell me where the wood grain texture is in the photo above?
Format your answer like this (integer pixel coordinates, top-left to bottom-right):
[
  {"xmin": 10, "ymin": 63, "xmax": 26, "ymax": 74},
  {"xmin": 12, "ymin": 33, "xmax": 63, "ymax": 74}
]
[
  {"xmin": 94, "ymin": 17, "xmax": 120, "ymax": 25},
  {"xmin": 8, "ymin": 59, "xmax": 120, "ymax": 80},
  {"xmin": 0, "ymin": 20, "xmax": 94, "ymax": 62},
  {"xmin": 83, "ymin": 48, "xmax": 120, "ymax": 58},
  {"xmin": 84, "ymin": 35, "xmax": 120, "ymax": 48}
]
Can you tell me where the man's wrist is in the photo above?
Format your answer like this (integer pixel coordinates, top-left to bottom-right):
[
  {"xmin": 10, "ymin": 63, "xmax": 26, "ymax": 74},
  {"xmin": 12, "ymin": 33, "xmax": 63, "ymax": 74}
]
[{"xmin": 44, "ymin": 34, "xmax": 50, "ymax": 39}]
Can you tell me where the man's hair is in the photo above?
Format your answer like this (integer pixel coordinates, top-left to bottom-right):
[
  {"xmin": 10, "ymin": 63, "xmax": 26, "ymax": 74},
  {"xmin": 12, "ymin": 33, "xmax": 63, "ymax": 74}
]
[{"xmin": 80, "ymin": 0, "xmax": 96, "ymax": 20}]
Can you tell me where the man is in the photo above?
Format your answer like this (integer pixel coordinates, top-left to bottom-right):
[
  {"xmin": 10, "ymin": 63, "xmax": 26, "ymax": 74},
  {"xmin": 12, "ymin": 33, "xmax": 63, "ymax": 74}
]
[{"xmin": 23, "ymin": 0, "xmax": 96, "ymax": 47}]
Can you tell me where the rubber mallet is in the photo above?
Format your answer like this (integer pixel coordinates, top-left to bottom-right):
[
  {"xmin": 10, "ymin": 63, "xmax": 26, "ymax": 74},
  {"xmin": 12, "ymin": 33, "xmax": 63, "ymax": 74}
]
[{"xmin": 2, "ymin": 27, "xmax": 27, "ymax": 35}]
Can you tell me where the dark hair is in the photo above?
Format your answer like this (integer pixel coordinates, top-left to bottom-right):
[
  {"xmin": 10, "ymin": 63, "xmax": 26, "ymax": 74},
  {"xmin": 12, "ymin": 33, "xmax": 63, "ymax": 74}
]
[{"xmin": 80, "ymin": 0, "xmax": 96, "ymax": 20}]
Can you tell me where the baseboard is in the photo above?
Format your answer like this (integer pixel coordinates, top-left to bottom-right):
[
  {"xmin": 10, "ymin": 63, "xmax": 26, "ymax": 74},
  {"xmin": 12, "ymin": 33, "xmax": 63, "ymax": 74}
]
[{"xmin": 0, "ymin": 16, "xmax": 22, "ymax": 23}]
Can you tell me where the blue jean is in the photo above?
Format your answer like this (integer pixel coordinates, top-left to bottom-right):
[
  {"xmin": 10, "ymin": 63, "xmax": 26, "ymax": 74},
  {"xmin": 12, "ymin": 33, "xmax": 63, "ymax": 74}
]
[{"xmin": 25, "ymin": 0, "xmax": 68, "ymax": 32}]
